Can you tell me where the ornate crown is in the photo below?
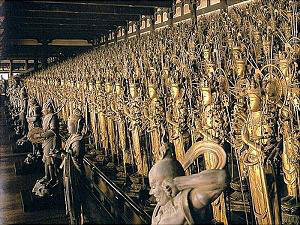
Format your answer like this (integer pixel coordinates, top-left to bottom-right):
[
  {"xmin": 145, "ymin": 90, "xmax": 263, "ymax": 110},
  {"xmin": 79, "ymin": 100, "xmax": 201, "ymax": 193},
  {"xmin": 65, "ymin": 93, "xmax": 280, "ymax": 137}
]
[
  {"xmin": 200, "ymin": 76, "xmax": 212, "ymax": 92},
  {"xmin": 247, "ymin": 78, "xmax": 261, "ymax": 97}
]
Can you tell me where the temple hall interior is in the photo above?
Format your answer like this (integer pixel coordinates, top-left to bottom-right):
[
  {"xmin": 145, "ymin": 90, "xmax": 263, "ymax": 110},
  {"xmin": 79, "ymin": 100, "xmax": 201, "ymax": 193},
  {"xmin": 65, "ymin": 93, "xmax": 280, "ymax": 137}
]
[{"xmin": 0, "ymin": 0, "xmax": 299, "ymax": 224}]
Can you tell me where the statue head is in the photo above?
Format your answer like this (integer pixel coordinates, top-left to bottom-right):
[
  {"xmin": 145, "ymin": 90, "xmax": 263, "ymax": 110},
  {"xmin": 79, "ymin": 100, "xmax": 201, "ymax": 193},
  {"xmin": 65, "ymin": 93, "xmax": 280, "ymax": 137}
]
[
  {"xmin": 247, "ymin": 79, "xmax": 262, "ymax": 112},
  {"xmin": 278, "ymin": 52, "xmax": 290, "ymax": 78},
  {"xmin": 170, "ymin": 83, "xmax": 182, "ymax": 100},
  {"xmin": 29, "ymin": 98, "xmax": 38, "ymax": 106},
  {"xmin": 149, "ymin": 144, "xmax": 184, "ymax": 206},
  {"xmin": 42, "ymin": 99, "xmax": 55, "ymax": 115},
  {"xmin": 115, "ymin": 82, "xmax": 123, "ymax": 95},
  {"xmin": 148, "ymin": 84, "xmax": 157, "ymax": 99},
  {"xmin": 235, "ymin": 60, "xmax": 245, "ymax": 78},
  {"xmin": 200, "ymin": 78, "xmax": 212, "ymax": 106},
  {"xmin": 232, "ymin": 46, "xmax": 241, "ymax": 61},
  {"xmin": 203, "ymin": 48, "xmax": 211, "ymax": 61},
  {"xmin": 105, "ymin": 82, "xmax": 113, "ymax": 94},
  {"xmin": 129, "ymin": 83, "xmax": 138, "ymax": 98},
  {"xmin": 68, "ymin": 109, "xmax": 84, "ymax": 135}
]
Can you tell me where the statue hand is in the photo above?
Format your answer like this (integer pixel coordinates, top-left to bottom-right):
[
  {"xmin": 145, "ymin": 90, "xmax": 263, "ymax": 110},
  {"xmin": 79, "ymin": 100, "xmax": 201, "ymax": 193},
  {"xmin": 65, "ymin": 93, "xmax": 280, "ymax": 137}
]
[{"xmin": 162, "ymin": 178, "xmax": 179, "ymax": 198}]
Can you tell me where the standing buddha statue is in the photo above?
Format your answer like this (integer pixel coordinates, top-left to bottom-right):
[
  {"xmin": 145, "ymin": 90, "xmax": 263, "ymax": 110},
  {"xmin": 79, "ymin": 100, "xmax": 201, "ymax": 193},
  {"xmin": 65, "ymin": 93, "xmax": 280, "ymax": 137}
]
[
  {"xmin": 241, "ymin": 78, "xmax": 281, "ymax": 225},
  {"xmin": 197, "ymin": 75, "xmax": 228, "ymax": 225},
  {"xmin": 104, "ymin": 79, "xmax": 117, "ymax": 162},
  {"xmin": 124, "ymin": 79, "xmax": 148, "ymax": 176},
  {"xmin": 166, "ymin": 75, "xmax": 190, "ymax": 166},
  {"xmin": 144, "ymin": 68, "xmax": 165, "ymax": 164}
]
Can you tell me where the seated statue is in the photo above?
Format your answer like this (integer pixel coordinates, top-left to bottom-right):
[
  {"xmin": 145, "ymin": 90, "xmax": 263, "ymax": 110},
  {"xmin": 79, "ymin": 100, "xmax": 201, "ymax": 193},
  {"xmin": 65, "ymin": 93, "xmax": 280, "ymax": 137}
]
[{"xmin": 149, "ymin": 143, "xmax": 227, "ymax": 225}]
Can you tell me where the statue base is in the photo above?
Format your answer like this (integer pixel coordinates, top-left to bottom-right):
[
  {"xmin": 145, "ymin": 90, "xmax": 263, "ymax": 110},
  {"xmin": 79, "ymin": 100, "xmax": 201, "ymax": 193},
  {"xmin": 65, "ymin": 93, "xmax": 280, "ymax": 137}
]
[
  {"xmin": 20, "ymin": 189, "xmax": 64, "ymax": 212},
  {"xmin": 282, "ymin": 201, "xmax": 300, "ymax": 225}
]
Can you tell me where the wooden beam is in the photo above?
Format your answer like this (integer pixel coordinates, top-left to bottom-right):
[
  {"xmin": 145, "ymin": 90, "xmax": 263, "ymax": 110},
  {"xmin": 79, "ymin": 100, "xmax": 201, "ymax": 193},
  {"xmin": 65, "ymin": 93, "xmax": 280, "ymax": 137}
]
[
  {"xmin": 26, "ymin": 0, "xmax": 173, "ymax": 8},
  {"xmin": 9, "ymin": 17, "xmax": 128, "ymax": 27},
  {"xmin": 8, "ymin": 2, "xmax": 155, "ymax": 15},
  {"xmin": 8, "ymin": 31, "xmax": 107, "ymax": 40},
  {"xmin": 9, "ymin": 23, "xmax": 117, "ymax": 31},
  {"xmin": 5, "ymin": 45, "xmax": 93, "ymax": 58},
  {"xmin": 6, "ymin": 14, "xmax": 141, "ymax": 21}
]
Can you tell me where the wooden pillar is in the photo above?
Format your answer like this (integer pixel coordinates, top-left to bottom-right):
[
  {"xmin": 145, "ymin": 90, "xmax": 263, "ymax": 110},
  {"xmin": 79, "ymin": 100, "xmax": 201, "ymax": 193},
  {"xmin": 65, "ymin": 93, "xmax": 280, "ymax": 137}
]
[
  {"xmin": 168, "ymin": 8, "xmax": 174, "ymax": 27},
  {"xmin": 105, "ymin": 34, "xmax": 109, "ymax": 47},
  {"xmin": 220, "ymin": 0, "xmax": 228, "ymax": 10},
  {"xmin": 34, "ymin": 59, "xmax": 38, "ymax": 71},
  {"xmin": 189, "ymin": 0, "xmax": 197, "ymax": 27},
  {"xmin": 136, "ymin": 21, "xmax": 141, "ymax": 37},
  {"xmin": 9, "ymin": 60, "xmax": 13, "ymax": 78},
  {"xmin": 150, "ymin": 15, "xmax": 155, "ymax": 32},
  {"xmin": 24, "ymin": 59, "xmax": 28, "ymax": 71},
  {"xmin": 124, "ymin": 24, "xmax": 128, "ymax": 40},
  {"xmin": 114, "ymin": 30, "xmax": 118, "ymax": 44}
]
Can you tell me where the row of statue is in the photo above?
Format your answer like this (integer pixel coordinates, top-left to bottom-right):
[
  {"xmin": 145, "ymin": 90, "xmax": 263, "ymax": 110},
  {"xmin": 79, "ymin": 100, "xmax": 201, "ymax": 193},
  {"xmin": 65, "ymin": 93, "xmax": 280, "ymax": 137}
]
[{"xmin": 5, "ymin": 0, "xmax": 300, "ymax": 224}]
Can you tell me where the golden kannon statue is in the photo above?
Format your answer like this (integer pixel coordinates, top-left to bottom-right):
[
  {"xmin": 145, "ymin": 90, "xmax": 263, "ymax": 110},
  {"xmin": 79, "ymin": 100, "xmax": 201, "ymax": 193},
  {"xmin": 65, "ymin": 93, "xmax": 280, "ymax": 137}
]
[
  {"xmin": 196, "ymin": 76, "xmax": 228, "ymax": 225},
  {"xmin": 241, "ymin": 79, "xmax": 281, "ymax": 225},
  {"xmin": 144, "ymin": 69, "xmax": 165, "ymax": 164},
  {"xmin": 124, "ymin": 81, "xmax": 148, "ymax": 176},
  {"xmin": 166, "ymin": 76, "xmax": 190, "ymax": 166},
  {"xmin": 96, "ymin": 79, "xmax": 109, "ymax": 155},
  {"xmin": 112, "ymin": 79, "xmax": 131, "ymax": 166},
  {"xmin": 104, "ymin": 80, "xmax": 117, "ymax": 161}
]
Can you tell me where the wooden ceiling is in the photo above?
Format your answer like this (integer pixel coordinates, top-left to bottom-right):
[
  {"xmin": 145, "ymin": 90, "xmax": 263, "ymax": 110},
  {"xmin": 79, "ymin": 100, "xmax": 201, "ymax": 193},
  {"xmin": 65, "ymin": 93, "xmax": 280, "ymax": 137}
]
[{"xmin": 0, "ymin": 0, "xmax": 173, "ymax": 59}]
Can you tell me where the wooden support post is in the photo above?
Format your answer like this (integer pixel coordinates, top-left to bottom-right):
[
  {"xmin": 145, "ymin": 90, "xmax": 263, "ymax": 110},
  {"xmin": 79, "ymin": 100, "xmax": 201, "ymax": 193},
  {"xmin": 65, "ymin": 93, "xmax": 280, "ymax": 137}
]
[
  {"xmin": 189, "ymin": 0, "xmax": 197, "ymax": 27},
  {"xmin": 105, "ymin": 34, "xmax": 109, "ymax": 47},
  {"xmin": 168, "ymin": 8, "xmax": 174, "ymax": 27},
  {"xmin": 150, "ymin": 15, "xmax": 155, "ymax": 32},
  {"xmin": 124, "ymin": 24, "xmax": 128, "ymax": 40},
  {"xmin": 220, "ymin": 0, "xmax": 228, "ymax": 10},
  {"xmin": 114, "ymin": 30, "xmax": 118, "ymax": 44},
  {"xmin": 34, "ymin": 59, "xmax": 38, "ymax": 71},
  {"xmin": 25, "ymin": 59, "xmax": 28, "ymax": 71},
  {"xmin": 136, "ymin": 21, "xmax": 141, "ymax": 37},
  {"xmin": 9, "ymin": 60, "xmax": 13, "ymax": 78}
]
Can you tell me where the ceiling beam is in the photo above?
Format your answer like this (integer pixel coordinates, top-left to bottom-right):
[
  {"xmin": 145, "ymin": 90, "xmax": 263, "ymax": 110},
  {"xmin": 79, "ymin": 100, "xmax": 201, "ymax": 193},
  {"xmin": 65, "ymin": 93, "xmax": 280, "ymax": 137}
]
[
  {"xmin": 5, "ymin": 45, "xmax": 93, "ymax": 58},
  {"xmin": 8, "ymin": 17, "xmax": 128, "ymax": 27},
  {"xmin": 9, "ymin": 23, "xmax": 117, "ymax": 31},
  {"xmin": 7, "ymin": 2, "xmax": 155, "ymax": 15},
  {"xmin": 5, "ymin": 14, "xmax": 141, "ymax": 21},
  {"xmin": 25, "ymin": 0, "xmax": 173, "ymax": 8},
  {"xmin": 8, "ymin": 31, "xmax": 107, "ymax": 40}
]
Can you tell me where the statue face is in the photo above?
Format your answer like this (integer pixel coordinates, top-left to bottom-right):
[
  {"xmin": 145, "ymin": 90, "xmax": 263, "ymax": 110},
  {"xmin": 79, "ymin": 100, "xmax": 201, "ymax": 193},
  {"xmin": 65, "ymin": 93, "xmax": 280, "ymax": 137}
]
[
  {"xmin": 148, "ymin": 87, "xmax": 157, "ymax": 99},
  {"xmin": 202, "ymin": 90, "xmax": 212, "ymax": 106},
  {"xmin": 105, "ymin": 83, "xmax": 112, "ymax": 93},
  {"xmin": 149, "ymin": 174, "xmax": 171, "ymax": 206},
  {"xmin": 235, "ymin": 64, "xmax": 245, "ymax": 77},
  {"xmin": 206, "ymin": 64, "xmax": 215, "ymax": 75},
  {"xmin": 279, "ymin": 62, "xmax": 289, "ymax": 78},
  {"xmin": 129, "ymin": 86, "xmax": 138, "ymax": 98},
  {"xmin": 265, "ymin": 82, "xmax": 276, "ymax": 101},
  {"xmin": 249, "ymin": 94, "xmax": 261, "ymax": 112},
  {"xmin": 203, "ymin": 50, "xmax": 210, "ymax": 60},
  {"xmin": 171, "ymin": 86, "xmax": 180, "ymax": 99},
  {"xmin": 115, "ymin": 84, "xmax": 122, "ymax": 95},
  {"xmin": 67, "ymin": 120, "xmax": 76, "ymax": 134}
]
